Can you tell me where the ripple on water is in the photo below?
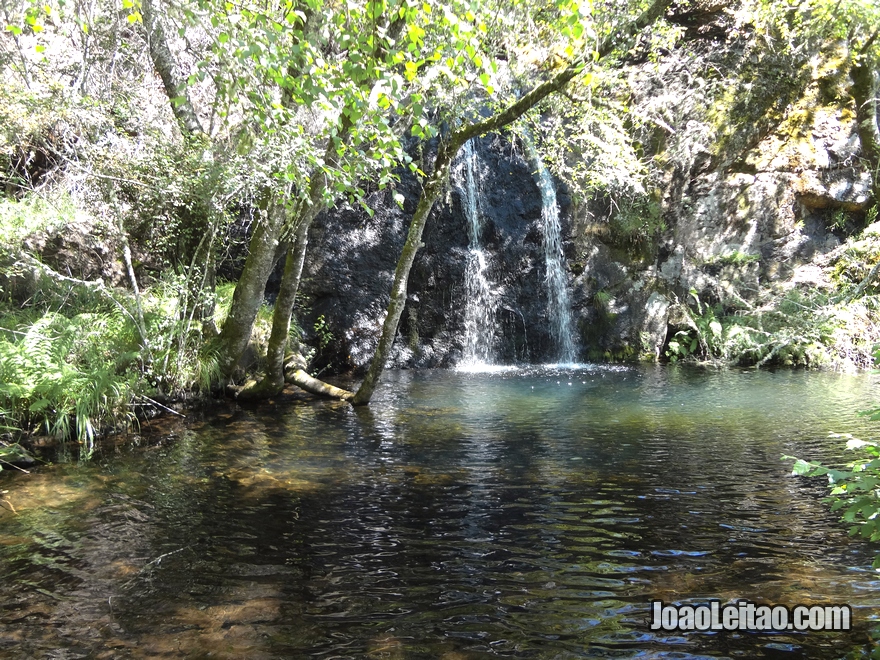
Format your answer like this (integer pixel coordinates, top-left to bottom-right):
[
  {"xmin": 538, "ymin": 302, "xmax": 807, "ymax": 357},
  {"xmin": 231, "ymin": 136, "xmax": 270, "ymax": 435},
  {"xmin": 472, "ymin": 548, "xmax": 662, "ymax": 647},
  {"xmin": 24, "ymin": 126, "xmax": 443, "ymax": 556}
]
[{"xmin": 0, "ymin": 367, "xmax": 879, "ymax": 658}]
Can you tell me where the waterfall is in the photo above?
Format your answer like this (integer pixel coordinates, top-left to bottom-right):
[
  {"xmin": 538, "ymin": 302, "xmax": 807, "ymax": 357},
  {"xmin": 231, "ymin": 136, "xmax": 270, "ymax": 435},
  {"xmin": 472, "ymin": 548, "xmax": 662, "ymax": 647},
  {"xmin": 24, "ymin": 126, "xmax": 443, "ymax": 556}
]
[
  {"xmin": 524, "ymin": 135, "xmax": 578, "ymax": 364},
  {"xmin": 456, "ymin": 140, "xmax": 500, "ymax": 367}
]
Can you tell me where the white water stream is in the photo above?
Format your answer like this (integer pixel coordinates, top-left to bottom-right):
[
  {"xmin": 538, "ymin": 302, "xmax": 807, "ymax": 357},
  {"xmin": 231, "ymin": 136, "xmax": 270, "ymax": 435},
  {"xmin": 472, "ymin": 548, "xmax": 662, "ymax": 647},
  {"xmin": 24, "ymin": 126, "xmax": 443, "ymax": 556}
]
[{"xmin": 456, "ymin": 140, "xmax": 501, "ymax": 369}]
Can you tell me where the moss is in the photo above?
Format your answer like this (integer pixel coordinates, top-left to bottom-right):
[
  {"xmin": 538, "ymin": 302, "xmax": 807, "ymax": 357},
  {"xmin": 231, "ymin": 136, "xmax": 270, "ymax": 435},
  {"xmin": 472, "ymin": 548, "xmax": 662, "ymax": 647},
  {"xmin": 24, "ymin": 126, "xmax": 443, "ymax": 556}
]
[{"xmin": 702, "ymin": 250, "xmax": 761, "ymax": 267}]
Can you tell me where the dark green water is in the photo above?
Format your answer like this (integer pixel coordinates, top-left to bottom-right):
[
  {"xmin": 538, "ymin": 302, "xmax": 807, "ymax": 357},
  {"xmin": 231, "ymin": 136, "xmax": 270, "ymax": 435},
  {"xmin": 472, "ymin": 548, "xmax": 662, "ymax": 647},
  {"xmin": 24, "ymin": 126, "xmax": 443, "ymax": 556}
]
[{"xmin": 2, "ymin": 366, "xmax": 880, "ymax": 659}]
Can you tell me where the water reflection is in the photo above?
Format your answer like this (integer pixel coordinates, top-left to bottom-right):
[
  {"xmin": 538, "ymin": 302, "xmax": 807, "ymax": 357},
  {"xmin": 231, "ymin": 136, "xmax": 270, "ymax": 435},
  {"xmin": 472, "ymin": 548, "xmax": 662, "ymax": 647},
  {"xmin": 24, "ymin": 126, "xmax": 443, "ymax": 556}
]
[{"xmin": 1, "ymin": 366, "xmax": 879, "ymax": 658}]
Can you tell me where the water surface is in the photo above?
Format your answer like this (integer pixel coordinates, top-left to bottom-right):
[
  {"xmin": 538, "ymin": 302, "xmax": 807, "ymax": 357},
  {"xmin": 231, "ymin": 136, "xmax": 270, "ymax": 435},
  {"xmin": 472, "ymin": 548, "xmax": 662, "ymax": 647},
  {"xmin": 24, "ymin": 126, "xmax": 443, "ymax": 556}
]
[{"xmin": 1, "ymin": 366, "xmax": 879, "ymax": 659}]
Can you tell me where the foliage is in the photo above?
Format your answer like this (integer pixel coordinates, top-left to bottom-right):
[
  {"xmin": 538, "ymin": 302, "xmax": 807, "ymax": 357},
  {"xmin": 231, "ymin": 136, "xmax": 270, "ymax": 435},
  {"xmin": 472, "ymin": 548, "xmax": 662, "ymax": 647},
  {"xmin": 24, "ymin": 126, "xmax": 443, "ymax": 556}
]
[
  {"xmin": 0, "ymin": 310, "xmax": 140, "ymax": 451},
  {"xmin": 665, "ymin": 290, "xmax": 723, "ymax": 362},
  {"xmin": 787, "ymin": 436, "xmax": 880, "ymax": 567},
  {"xmin": 607, "ymin": 194, "xmax": 665, "ymax": 249},
  {"xmin": 663, "ymin": 217, "xmax": 880, "ymax": 369},
  {"xmin": 313, "ymin": 314, "xmax": 333, "ymax": 350},
  {"xmin": 704, "ymin": 250, "xmax": 761, "ymax": 267},
  {"xmin": 0, "ymin": 274, "xmax": 235, "ymax": 448},
  {"xmin": 0, "ymin": 190, "xmax": 81, "ymax": 243},
  {"xmin": 107, "ymin": 135, "xmax": 234, "ymax": 273},
  {"xmin": 0, "ymin": 79, "xmax": 101, "ymax": 195},
  {"xmin": 525, "ymin": 58, "xmax": 662, "ymax": 249},
  {"xmin": 665, "ymin": 285, "xmax": 872, "ymax": 368},
  {"xmin": 139, "ymin": 274, "xmax": 218, "ymax": 392},
  {"xmin": 157, "ymin": 0, "xmax": 541, "ymax": 215},
  {"xmin": 832, "ymin": 225, "xmax": 880, "ymax": 295},
  {"xmin": 592, "ymin": 289, "xmax": 613, "ymax": 314},
  {"xmin": 786, "ymin": 343, "xmax": 880, "ymax": 656}
]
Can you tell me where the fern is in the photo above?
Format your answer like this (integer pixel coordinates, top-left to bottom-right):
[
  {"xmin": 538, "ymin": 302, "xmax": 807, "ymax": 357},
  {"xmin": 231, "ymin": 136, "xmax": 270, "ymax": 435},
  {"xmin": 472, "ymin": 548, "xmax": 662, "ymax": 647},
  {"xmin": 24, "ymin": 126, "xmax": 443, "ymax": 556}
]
[{"xmin": 0, "ymin": 309, "xmax": 140, "ymax": 450}]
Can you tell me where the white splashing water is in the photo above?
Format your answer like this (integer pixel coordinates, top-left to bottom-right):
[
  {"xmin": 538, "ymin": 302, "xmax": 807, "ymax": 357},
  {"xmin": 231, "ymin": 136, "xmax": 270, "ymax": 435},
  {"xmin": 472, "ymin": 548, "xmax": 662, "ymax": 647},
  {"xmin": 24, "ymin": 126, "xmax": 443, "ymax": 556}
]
[
  {"xmin": 456, "ymin": 140, "xmax": 500, "ymax": 368},
  {"xmin": 525, "ymin": 135, "xmax": 578, "ymax": 364}
]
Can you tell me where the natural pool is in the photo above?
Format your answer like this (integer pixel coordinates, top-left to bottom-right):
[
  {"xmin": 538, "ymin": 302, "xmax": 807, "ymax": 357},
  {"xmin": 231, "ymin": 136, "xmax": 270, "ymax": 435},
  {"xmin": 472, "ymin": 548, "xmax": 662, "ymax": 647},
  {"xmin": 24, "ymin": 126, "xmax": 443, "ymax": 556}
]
[{"xmin": 1, "ymin": 365, "xmax": 880, "ymax": 659}]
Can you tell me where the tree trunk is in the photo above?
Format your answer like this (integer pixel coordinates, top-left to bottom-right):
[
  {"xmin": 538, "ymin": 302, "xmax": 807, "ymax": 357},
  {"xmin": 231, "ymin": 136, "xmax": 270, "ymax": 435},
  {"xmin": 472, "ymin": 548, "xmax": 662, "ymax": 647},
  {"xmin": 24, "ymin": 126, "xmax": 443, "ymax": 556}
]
[
  {"xmin": 142, "ymin": 0, "xmax": 204, "ymax": 137},
  {"xmin": 851, "ymin": 47, "xmax": 880, "ymax": 202},
  {"xmin": 217, "ymin": 198, "xmax": 287, "ymax": 376}
]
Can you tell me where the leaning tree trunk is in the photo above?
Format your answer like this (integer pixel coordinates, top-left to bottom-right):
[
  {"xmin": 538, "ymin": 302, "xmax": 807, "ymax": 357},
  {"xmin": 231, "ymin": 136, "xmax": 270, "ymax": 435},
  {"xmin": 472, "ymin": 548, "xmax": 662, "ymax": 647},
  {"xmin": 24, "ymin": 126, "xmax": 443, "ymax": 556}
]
[
  {"xmin": 217, "ymin": 198, "xmax": 288, "ymax": 376},
  {"xmin": 350, "ymin": 160, "xmax": 451, "ymax": 405},
  {"xmin": 851, "ymin": 35, "xmax": 880, "ymax": 202}
]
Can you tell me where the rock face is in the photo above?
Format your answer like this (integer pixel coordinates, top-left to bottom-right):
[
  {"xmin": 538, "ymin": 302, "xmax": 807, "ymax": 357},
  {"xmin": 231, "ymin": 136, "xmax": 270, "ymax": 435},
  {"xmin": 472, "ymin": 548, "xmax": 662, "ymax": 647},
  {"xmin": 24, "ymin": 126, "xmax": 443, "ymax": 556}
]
[
  {"xmin": 1, "ymin": 220, "xmax": 127, "ymax": 304},
  {"xmin": 297, "ymin": 106, "xmax": 872, "ymax": 373},
  {"xmin": 298, "ymin": 134, "xmax": 573, "ymax": 372}
]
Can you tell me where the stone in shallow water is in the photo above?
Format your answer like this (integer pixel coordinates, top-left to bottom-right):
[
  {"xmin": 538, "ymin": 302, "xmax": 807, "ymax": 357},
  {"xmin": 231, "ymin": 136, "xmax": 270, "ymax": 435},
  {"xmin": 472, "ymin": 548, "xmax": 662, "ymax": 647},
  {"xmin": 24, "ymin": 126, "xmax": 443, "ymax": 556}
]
[{"xmin": 0, "ymin": 443, "xmax": 35, "ymax": 468}]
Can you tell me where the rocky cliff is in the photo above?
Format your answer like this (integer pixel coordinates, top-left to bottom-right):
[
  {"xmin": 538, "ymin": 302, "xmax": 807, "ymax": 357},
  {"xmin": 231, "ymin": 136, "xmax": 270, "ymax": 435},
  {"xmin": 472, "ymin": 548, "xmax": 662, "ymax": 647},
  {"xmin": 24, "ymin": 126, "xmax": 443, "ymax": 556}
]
[{"xmin": 297, "ymin": 37, "xmax": 877, "ymax": 373}]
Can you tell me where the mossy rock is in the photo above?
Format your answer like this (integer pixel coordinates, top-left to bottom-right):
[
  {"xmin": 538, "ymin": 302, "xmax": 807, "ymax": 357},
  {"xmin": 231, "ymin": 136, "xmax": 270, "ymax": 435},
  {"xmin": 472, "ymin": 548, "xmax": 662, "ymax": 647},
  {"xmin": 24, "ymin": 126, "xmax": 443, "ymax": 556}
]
[{"xmin": 0, "ymin": 443, "xmax": 36, "ymax": 468}]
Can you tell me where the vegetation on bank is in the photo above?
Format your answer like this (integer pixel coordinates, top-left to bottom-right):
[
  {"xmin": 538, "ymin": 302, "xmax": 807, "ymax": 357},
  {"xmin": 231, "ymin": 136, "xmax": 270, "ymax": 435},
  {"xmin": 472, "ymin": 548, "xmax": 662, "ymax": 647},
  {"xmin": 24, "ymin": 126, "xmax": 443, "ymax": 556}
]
[
  {"xmin": 785, "ymin": 359, "xmax": 880, "ymax": 658},
  {"xmin": 0, "ymin": 0, "xmax": 879, "ymax": 449},
  {"xmin": 0, "ymin": 195, "xmax": 277, "ymax": 452},
  {"xmin": 665, "ymin": 217, "xmax": 880, "ymax": 370}
]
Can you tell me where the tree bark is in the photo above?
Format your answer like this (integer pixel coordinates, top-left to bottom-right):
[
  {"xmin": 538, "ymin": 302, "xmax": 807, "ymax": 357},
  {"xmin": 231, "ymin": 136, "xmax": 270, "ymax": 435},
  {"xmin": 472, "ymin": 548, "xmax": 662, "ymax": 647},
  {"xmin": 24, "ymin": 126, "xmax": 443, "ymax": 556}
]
[
  {"xmin": 851, "ymin": 42, "xmax": 880, "ymax": 202},
  {"xmin": 142, "ymin": 0, "xmax": 204, "ymax": 137},
  {"xmin": 217, "ymin": 198, "xmax": 287, "ymax": 376},
  {"xmin": 288, "ymin": 369, "xmax": 354, "ymax": 400}
]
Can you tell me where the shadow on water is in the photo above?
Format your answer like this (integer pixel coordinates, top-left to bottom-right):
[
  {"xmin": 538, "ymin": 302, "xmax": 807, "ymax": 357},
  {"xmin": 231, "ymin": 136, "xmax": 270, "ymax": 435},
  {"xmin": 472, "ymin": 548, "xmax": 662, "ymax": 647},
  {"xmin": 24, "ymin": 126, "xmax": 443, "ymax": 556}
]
[{"xmin": 1, "ymin": 365, "xmax": 880, "ymax": 658}]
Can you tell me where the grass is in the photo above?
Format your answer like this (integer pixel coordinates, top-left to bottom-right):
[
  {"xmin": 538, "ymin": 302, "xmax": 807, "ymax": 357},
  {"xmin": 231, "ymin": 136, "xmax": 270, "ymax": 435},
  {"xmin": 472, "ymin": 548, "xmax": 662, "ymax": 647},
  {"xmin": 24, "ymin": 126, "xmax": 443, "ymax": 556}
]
[{"xmin": 0, "ymin": 191, "xmax": 86, "ymax": 242}]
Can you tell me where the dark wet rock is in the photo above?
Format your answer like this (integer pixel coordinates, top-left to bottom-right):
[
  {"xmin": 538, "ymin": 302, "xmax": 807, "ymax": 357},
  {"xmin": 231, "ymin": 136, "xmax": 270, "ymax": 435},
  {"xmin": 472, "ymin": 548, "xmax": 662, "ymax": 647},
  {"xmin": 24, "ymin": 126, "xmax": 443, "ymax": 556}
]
[
  {"xmin": 298, "ymin": 133, "xmax": 568, "ymax": 372},
  {"xmin": 0, "ymin": 443, "xmax": 36, "ymax": 468}
]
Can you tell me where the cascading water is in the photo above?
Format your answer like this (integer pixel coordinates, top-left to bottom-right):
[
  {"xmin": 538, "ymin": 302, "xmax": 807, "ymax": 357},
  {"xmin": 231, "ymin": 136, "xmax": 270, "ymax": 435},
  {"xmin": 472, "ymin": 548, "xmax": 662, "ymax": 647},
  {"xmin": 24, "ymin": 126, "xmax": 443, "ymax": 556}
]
[
  {"xmin": 524, "ymin": 135, "xmax": 578, "ymax": 364},
  {"xmin": 456, "ymin": 140, "xmax": 500, "ymax": 368}
]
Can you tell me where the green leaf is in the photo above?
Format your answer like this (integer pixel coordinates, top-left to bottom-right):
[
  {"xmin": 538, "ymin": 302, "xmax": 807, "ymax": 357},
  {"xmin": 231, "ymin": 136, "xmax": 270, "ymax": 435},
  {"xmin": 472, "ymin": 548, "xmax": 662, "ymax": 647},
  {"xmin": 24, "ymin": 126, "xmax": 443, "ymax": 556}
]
[
  {"xmin": 29, "ymin": 398, "xmax": 51, "ymax": 412},
  {"xmin": 790, "ymin": 459, "xmax": 812, "ymax": 475}
]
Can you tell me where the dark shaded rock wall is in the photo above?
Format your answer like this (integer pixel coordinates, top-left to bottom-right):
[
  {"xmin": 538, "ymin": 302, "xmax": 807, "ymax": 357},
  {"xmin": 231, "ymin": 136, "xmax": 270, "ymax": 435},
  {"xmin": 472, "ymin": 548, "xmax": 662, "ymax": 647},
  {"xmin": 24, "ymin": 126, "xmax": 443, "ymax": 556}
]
[
  {"xmin": 297, "ymin": 133, "xmax": 577, "ymax": 373},
  {"xmin": 296, "ymin": 107, "xmax": 871, "ymax": 373}
]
